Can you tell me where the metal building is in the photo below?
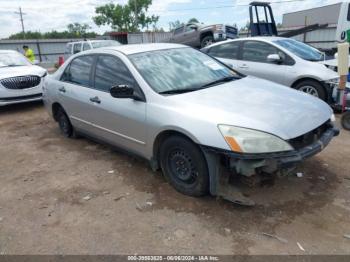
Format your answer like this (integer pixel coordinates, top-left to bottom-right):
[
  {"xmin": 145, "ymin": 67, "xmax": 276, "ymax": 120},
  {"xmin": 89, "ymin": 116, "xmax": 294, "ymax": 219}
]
[{"xmin": 282, "ymin": 2, "xmax": 342, "ymax": 52}]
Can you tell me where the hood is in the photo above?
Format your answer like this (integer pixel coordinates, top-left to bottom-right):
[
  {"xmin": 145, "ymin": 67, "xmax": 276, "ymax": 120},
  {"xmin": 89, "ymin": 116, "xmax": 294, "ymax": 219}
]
[
  {"xmin": 167, "ymin": 76, "xmax": 332, "ymax": 140},
  {"xmin": 0, "ymin": 65, "xmax": 46, "ymax": 79}
]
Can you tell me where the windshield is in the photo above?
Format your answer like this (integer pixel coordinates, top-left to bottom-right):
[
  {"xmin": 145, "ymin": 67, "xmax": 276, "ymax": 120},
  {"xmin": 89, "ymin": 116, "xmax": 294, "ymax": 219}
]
[
  {"xmin": 273, "ymin": 39, "xmax": 324, "ymax": 62},
  {"xmin": 129, "ymin": 48, "xmax": 239, "ymax": 94},
  {"xmin": 91, "ymin": 40, "xmax": 121, "ymax": 49},
  {"xmin": 0, "ymin": 52, "xmax": 31, "ymax": 67}
]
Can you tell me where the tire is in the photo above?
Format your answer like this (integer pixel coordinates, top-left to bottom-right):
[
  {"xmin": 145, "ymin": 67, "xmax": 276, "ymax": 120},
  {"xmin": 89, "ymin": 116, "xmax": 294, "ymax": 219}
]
[
  {"xmin": 57, "ymin": 108, "xmax": 74, "ymax": 138},
  {"xmin": 201, "ymin": 35, "xmax": 214, "ymax": 48},
  {"xmin": 342, "ymin": 112, "xmax": 350, "ymax": 131},
  {"xmin": 294, "ymin": 80, "xmax": 326, "ymax": 101},
  {"xmin": 159, "ymin": 136, "xmax": 209, "ymax": 197}
]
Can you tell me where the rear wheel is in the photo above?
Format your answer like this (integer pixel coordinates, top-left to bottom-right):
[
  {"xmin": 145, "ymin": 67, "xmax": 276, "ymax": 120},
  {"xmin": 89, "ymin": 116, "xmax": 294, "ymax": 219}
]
[
  {"xmin": 159, "ymin": 136, "xmax": 209, "ymax": 197},
  {"xmin": 294, "ymin": 80, "xmax": 326, "ymax": 101},
  {"xmin": 342, "ymin": 111, "xmax": 350, "ymax": 130},
  {"xmin": 57, "ymin": 108, "xmax": 75, "ymax": 138}
]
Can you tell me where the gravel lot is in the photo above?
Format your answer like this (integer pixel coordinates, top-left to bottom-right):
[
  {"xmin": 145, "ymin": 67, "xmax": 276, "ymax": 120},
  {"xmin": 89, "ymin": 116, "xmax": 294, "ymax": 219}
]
[{"xmin": 0, "ymin": 102, "xmax": 349, "ymax": 255}]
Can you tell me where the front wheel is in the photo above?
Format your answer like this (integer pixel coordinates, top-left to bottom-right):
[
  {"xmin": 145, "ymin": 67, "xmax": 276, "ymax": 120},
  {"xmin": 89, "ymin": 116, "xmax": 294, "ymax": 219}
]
[
  {"xmin": 342, "ymin": 111, "xmax": 350, "ymax": 130},
  {"xmin": 159, "ymin": 136, "xmax": 209, "ymax": 197},
  {"xmin": 294, "ymin": 80, "xmax": 326, "ymax": 101},
  {"xmin": 201, "ymin": 36, "xmax": 214, "ymax": 48}
]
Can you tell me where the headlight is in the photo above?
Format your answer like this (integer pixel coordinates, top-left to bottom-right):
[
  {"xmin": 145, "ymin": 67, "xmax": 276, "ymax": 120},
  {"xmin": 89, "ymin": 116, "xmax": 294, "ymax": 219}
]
[
  {"xmin": 41, "ymin": 71, "xmax": 48, "ymax": 78},
  {"xmin": 331, "ymin": 114, "xmax": 336, "ymax": 122},
  {"xmin": 326, "ymin": 77, "xmax": 340, "ymax": 85},
  {"xmin": 218, "ymin": 125, "xmax": 293, "ymax": 154}
]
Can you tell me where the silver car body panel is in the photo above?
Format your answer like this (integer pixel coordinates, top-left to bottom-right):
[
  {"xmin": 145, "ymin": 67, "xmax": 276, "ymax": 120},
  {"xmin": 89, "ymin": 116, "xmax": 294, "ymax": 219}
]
[
  {"xmin": 203, "ymin": 37, "xmax": 339, "ymax": 87},
  {"xmin": 44, "ymin": 44, "xmax": 333, "ymax": 161}
]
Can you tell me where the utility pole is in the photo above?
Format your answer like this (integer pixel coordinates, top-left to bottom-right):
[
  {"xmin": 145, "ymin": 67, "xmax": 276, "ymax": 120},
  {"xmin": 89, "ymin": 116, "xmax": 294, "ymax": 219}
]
[{"xmin": 14, "ymin": 7, "xmax": 26, "ymax": 38}]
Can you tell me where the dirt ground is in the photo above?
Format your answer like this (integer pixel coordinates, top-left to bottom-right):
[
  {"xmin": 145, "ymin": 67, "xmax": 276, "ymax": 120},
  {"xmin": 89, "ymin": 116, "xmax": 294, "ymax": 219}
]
[{"xmin": 0, "ymin": 101, "xmax": 349, "ymax": 255}]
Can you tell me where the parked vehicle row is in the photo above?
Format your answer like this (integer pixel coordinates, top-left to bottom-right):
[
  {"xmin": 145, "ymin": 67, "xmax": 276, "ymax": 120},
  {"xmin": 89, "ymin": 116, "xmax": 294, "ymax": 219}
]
[{"xmin": 42, "ymin": 44, "xmax": 338, "ymax": 201}]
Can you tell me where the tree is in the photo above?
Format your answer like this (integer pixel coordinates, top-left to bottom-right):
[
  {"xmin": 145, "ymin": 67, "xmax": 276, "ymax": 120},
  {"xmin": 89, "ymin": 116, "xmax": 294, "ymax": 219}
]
[
  {"xmin": 67, "ymin": 23, "xmax": 91, "ymax": 37},
  {"xmin": 93, "ymin": 0, "xmax": 159, "ymax": 32},
  {"xmin": 169, "ymin": 20, "xmax": 184, "ymax": 31},
  {"xmin": 188, "ymin": 18, "xmax": 199, "ymax": 24}
]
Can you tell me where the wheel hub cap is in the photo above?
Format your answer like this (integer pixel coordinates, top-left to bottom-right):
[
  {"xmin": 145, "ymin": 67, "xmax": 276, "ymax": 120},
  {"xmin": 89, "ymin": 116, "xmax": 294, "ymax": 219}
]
[{"xmin": 299, "ymin": 85, "xmax": 319, "ymax": 97}]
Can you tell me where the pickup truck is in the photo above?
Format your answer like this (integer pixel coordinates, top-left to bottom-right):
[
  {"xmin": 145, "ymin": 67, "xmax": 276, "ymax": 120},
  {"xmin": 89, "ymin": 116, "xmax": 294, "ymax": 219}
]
[{"xmin": 169, "ymin": 23, "xmax": 238, "ymax": 48}]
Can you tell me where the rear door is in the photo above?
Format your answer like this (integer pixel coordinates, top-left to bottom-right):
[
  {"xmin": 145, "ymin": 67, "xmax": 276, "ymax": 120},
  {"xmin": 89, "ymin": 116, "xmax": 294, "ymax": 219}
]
[
  {"xmin": 238, "ymin": 40, "xmax": 290, "ymax": 86},
  {"xmin": 58, "ymin": 55, "xmax": 98, "ymax": 134},
  {"xmin": 182, "ymin": 24, "xmax": 199, "ymax": 46},
  {"xmin": 86, "ymin": 54, "xmax": 147, "ymax": 154},
  {"xmin": 172, "ymin": 26, "xmax": 185, "ymax": 44}
]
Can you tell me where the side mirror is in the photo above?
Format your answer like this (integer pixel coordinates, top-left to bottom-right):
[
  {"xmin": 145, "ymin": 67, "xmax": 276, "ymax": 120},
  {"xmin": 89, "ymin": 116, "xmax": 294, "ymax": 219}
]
[
  {"xmin": 267, "ymin": 54, "xmax": 283, "ymax": 64},
  {"xmin": 110, "ymin": 85, "xmax": 134, "ymax": 99},
  {"xmin": 335, "ymin": 53, "xmax": 338, "ymax": 59},
  {"xmin": 189, "ymin": 25, "xmax": 198, "ymax": 31}
]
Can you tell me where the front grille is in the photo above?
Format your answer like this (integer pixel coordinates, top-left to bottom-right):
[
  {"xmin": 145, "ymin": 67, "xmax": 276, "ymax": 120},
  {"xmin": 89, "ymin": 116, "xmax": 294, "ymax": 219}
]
[
  {"xmin": 0, "ymin": 75, "xmax": 41, "ymax": 90},
  {"xmin": 225, "ymin": 26, "xmax": 238, "ymax": 38},
  {"xmin": 289, "ymin": 121, "xmax": 330, "ymax": 150}
]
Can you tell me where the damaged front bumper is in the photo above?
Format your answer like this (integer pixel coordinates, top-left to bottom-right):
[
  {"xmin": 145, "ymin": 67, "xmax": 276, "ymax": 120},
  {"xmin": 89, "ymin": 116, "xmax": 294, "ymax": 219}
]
[{"xmin": 201, "ymin": 124, "xmax": 339, "ymax": 206}]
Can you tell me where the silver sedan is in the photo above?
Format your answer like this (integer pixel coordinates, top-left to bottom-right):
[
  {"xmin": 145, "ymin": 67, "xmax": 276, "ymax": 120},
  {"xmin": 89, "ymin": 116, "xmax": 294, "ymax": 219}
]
[{"xmin": 43, "ymin": 44, "xmax": 338, "ymax": 204}]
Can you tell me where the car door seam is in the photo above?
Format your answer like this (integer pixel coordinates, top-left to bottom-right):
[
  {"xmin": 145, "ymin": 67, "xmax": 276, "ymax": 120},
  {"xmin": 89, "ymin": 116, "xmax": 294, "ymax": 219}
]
[{"xmin": 70, "ymin": 116, "xmax": 146, "ymax": 145}]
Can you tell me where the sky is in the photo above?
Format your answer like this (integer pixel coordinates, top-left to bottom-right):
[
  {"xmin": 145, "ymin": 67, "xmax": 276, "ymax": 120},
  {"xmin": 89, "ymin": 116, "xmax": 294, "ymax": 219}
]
[{"xmin": 0, "ymin": 0, "xmax": 342, "ymax": 39}]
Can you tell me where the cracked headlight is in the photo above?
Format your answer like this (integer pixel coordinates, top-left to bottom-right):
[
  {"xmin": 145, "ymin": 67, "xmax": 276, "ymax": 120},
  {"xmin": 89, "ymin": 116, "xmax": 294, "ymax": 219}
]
[{"xmin": 218, "ymin": 125, "xmax": 293, "ymax": 154}]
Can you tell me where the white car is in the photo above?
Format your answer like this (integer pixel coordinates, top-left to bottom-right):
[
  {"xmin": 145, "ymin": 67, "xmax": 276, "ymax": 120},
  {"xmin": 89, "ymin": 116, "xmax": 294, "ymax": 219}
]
[
  {"xmin": 201, "ymin": 37, "xmax": 339, "ymax": 102},
  {"xmin": 0, "ymin": 50, "xmax": 47, "ymax": 106},
  {"xmin": 64, "ymin": 40, "xmax": 121, "ymax": 61}
]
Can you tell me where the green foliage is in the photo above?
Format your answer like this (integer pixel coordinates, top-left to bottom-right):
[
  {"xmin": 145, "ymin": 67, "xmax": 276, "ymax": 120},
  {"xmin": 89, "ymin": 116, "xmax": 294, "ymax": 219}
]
[
  {"xmin": 169, "ymin": 18, "xmax": 200, "ymax": 31},
  {"xmin": 169, "ymin": 20, "xmax": 184, "ymax": 31},
  {"xmin": 188, "ymin": 18, "xmax": 199, "ymax": 24},
  {"xmin": 8, "ymin": 23, "xmax": 97, "ymax": 40},
  {"xmin": 67, "ymin": 23, "xmax": 91, "ymax": 37},
  {"xmin": 93, "ymin": 0, "xmax": 159, "ymax": 32}
]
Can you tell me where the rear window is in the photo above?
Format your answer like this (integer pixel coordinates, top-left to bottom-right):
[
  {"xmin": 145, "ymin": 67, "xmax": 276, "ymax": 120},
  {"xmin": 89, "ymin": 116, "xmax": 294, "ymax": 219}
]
[
  {"xmin": 61, "ymin": 56, "xmax": 94, "ymax": 87},
  {"xmin": 208, "ymin": 42, "xmax": 240, "ymax": 59}
]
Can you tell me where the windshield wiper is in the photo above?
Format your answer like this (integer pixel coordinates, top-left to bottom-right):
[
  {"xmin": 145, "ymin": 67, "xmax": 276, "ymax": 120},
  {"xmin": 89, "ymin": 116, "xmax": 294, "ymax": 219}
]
[
  {"xmin": 201, "ymin": 76, "xmax": 238, "ymax": 88},
  {"xmin": 159, "ymin": 88, "xmax": 207, "ymax": 95}
]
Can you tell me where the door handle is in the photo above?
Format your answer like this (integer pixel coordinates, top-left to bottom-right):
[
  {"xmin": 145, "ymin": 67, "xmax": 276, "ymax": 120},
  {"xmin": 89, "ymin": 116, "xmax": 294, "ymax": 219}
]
[
  {"xmin": 89, "ymin": 96, "xmax": 101, "ymax": 104},
  {"xmin": 58, "ymin": 86, "xmax": 66, "ymax": 93},
  {"xmin": 239, "ymin": 64, "xmax": 249, "ymax": 69}
]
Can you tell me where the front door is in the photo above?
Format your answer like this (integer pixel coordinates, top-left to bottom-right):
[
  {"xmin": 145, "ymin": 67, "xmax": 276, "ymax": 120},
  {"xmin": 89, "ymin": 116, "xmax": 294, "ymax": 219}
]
[
  {"xmin": 238, "ymin": 40, "xmax": 290, "ymax": 86},
  {"xmin": 87, "ymin": 55, "xmax": 147, "ymax": 155}
]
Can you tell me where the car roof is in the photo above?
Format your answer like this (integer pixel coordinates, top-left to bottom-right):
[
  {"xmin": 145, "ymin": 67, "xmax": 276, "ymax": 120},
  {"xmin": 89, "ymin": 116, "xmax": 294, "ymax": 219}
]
[
  {"xmin": 203, "ymin": 36, "xmax": 288, "ymax": 49},
  {"xmin": 101, "ymin": 43, "xmax": 188, "ymax": 55},
  {"xmin": 67, "ymin": 40, "xmax": 117, "ymax": 45}
]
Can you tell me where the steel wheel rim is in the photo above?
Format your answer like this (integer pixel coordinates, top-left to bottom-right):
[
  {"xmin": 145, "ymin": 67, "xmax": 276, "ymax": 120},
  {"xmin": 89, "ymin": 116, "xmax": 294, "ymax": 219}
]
[
  {"xmin": 203, "ymin": 39, "xmax": 213, "ymax": 47},
  {"xmin": 168, "ymin": 148, "xmax": 198, "ymax": 185},
  {"xmin": 299, "ymin": 85, "xmax": 319, "ymax": 97}
]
